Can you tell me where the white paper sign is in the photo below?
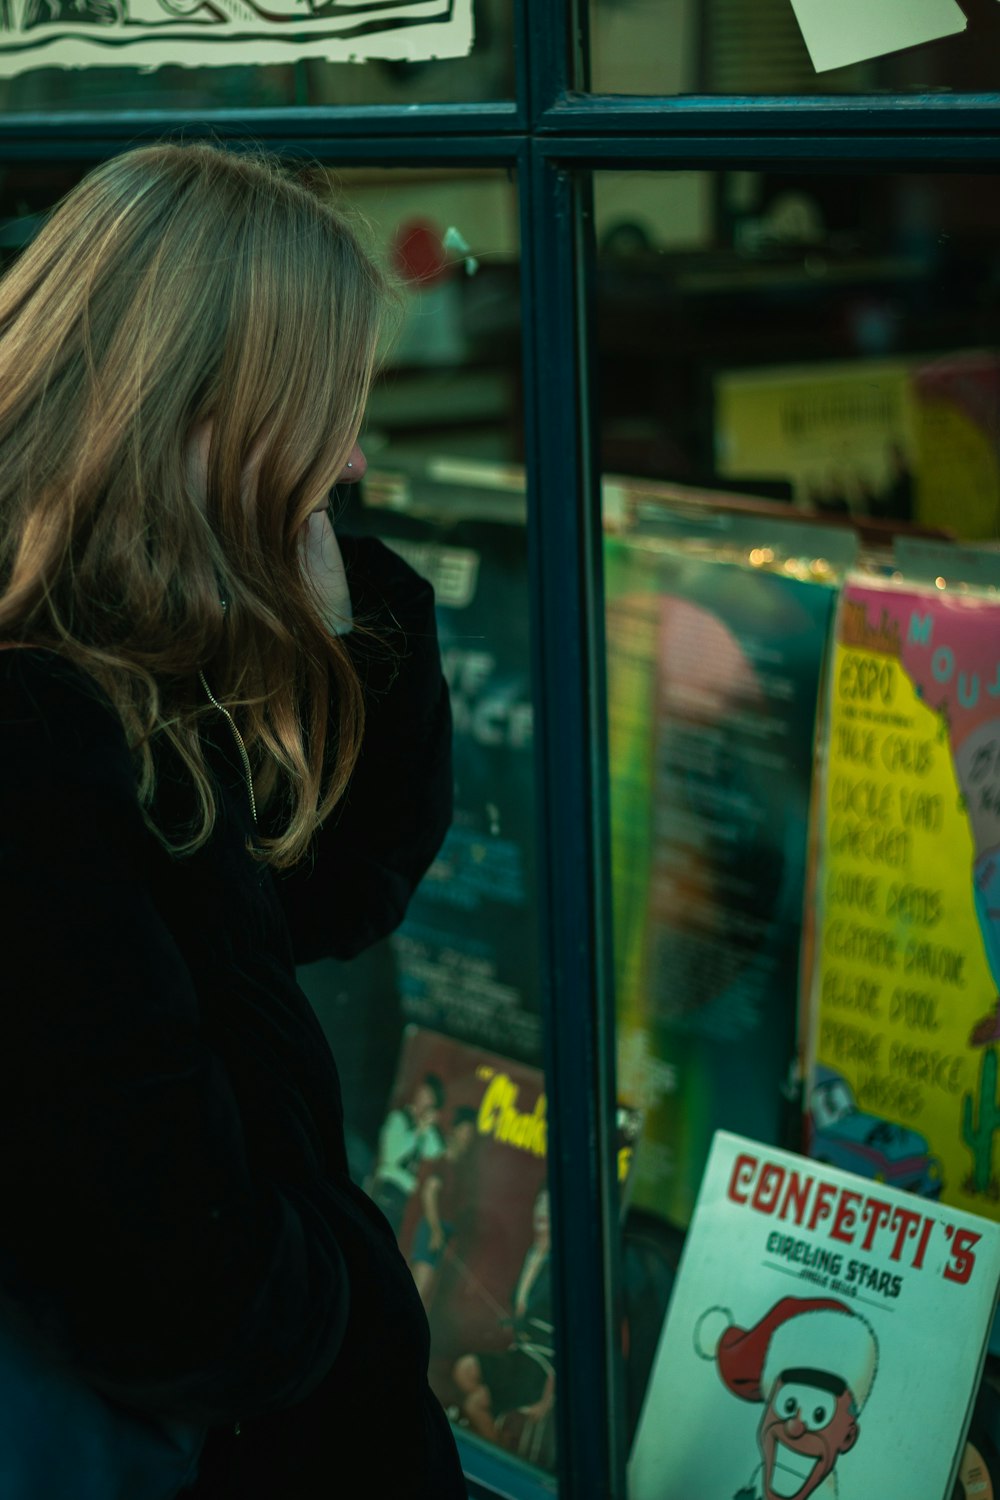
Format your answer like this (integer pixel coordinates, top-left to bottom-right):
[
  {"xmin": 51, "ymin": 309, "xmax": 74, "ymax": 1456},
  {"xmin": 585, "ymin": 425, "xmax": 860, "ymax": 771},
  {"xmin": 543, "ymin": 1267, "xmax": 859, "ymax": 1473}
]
[
  {"xmin": 629, "ymin": 1132, "xmax": 1000, "ymax": 1500},
  {"xmin": 0, "ymin": 0, "xmax": 473, "ymax": 77},
  {"xmin": 789, "ymin": 0, "xmax": 966, "ymax": 73}
]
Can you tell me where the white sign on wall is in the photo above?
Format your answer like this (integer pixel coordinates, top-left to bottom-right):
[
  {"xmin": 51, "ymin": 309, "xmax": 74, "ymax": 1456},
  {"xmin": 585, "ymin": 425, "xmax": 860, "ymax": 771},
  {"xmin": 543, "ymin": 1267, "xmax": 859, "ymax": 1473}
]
[{"xmin": 0, "ymin": 0, "xmax": 473, "ymax": 76}]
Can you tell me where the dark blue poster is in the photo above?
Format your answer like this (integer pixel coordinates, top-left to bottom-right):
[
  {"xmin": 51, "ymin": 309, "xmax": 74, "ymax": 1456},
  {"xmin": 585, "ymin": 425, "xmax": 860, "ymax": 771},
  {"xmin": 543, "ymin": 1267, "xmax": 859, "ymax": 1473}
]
[{"xmin": 377, "ymin": 514, "xmax": 541, "ymax": 1064}]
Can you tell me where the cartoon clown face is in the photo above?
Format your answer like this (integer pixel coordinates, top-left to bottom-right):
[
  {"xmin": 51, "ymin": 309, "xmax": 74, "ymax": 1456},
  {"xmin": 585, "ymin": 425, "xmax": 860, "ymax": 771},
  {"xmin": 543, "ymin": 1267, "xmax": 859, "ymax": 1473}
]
[
  {"xmin": 695, "ymin": 1295, "xmax": 878, "ymax": 1500},
  {"xmin": 757, "ymin": 1371, "xmax": 859, "ymax": 1500}
]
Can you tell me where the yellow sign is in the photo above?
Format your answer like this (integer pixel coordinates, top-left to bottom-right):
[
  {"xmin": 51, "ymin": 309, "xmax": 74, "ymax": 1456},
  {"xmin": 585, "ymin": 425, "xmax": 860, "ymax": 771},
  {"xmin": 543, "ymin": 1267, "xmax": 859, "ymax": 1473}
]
[{"xmin": 810, "ymin": 579, "xmax": 1000, "ymax": 1218}]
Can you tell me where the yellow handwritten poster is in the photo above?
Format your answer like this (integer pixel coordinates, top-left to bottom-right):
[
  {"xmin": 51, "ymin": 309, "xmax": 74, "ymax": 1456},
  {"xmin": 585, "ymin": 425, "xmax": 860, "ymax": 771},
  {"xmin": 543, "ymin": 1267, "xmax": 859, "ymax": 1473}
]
[{"xmin": 807, "ymin": 577, "xmax": 1000, "ymax": 1221}]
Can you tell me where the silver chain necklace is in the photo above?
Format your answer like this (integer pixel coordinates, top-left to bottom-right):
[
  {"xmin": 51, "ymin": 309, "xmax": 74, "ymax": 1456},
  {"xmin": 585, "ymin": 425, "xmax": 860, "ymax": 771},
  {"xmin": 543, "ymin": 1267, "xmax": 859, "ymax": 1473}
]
[{"xmin": 198, "ymin": 669, "xmax": 258, "ymax": 825}]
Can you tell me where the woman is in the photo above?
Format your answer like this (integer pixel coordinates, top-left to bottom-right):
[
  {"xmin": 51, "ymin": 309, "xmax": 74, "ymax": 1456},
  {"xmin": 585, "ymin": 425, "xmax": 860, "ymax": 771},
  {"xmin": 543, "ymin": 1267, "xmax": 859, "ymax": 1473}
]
[{"xmin": 0, "ymin": 142, "xmax": 462, "ymax": 1497}]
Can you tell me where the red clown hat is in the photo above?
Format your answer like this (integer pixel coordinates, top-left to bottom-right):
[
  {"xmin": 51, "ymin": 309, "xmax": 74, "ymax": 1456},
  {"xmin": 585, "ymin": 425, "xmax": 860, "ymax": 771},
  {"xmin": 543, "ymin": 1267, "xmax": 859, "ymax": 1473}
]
[{"xmin": 694, "ymin": 1296, "xmax": 878, "ymax": 1411}]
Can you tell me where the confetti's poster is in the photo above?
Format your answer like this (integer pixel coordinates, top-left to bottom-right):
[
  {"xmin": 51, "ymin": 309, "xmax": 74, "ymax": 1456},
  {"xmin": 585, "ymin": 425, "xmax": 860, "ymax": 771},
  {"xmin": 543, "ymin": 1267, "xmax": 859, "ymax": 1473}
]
[{"xmin": 630, "ymin": 1132, "xmax": 1000, "ymax": 1500}]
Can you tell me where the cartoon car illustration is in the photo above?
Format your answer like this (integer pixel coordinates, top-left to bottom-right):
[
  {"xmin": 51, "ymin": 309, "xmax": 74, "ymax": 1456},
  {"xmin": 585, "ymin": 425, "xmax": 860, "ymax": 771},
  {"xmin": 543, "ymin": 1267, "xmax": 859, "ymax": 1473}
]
[{"xmin": 808, "ymin": 1066, "xmax": 943, "ymax": 1199}]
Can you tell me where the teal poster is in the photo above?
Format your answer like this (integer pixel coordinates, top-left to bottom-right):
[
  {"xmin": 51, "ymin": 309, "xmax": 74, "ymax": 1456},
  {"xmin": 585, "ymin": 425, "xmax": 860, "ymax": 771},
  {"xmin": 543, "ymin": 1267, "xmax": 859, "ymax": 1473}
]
[{"xmin": 608, "ymin": 521, "xmax": 850, "ymax": 1226}]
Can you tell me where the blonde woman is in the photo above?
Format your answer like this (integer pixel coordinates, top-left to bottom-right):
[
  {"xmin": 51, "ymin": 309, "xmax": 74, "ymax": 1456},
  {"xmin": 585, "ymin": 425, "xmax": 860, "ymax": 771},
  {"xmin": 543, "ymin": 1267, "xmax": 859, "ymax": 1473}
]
[{"xmin": 0, "ymin": 142, "xmax": 460, "ymax": 1498}]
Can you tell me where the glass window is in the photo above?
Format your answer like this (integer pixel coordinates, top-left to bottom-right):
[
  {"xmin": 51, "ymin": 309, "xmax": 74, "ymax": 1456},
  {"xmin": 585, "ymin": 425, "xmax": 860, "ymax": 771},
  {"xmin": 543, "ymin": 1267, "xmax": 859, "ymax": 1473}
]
[
  {"xmin": 596, "ymin": 169, "xmax": 1000, "ymax": 540},
  {"xmin": 589, "ymin": 0, "xmax": 1000, "ymax": 97},
  {"xmin": 289, "ymin": 169, "xmax": 557, "ymax": 1486},
  {"xmin": 2, "ymin": 157, "xmax": 552, "ymax": 1491},
  {"xmin": 595, "ymin": 167, "xmax": 1000, "ymax": 1464},
  {"xmin": 0, "ymin": 0, "xmax": 513, "ymax": 113}
]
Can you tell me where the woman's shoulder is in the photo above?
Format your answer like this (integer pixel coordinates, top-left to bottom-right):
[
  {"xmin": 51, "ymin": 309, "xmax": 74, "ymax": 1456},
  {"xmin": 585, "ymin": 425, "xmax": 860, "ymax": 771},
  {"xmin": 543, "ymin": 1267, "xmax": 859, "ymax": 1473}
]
[
  {"xmin": 0, "ymin": 647, "xmax": 146, "ymax": 858},
  {"xmin": 0, "ymin": 641, "xmax": 115, "ymax": 711},
  {"xmin": 0, "ymin": 644, "xmax": 131, "ymax": 771}
]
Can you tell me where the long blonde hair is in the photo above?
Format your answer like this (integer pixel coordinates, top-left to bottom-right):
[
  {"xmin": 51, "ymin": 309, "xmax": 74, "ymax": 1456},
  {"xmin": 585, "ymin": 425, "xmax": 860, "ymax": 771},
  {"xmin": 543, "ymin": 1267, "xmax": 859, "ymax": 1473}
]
[{"xmin": 0, "ymin": 141, "xmax": 389, "ymax": 870}]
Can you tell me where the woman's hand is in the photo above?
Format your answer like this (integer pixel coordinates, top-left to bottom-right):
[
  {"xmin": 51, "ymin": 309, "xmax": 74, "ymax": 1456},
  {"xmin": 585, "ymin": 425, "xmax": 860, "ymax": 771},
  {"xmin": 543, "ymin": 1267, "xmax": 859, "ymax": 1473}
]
[
  {"xmin": 300, "ymin": 506, "xmax": 352, "ymax": 636},
  {"xmin": 298, "ymin": 441, "xmax": 366, "ymax": 636},
  {"xmin": 186, "ymin": 424, "xmax": 364, "ymax": 637}
]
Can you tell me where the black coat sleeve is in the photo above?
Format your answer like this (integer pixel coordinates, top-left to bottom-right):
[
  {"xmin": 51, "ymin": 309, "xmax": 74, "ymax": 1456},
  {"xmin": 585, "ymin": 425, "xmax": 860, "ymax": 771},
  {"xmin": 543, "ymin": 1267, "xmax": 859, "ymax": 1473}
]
[
  {"xmin": 0, "ymin": 651, "xmax": 351, "ymax": 1425},
  {"xmin": 273, "ymin": 534, "xmax": 453, "ymax": 964}
]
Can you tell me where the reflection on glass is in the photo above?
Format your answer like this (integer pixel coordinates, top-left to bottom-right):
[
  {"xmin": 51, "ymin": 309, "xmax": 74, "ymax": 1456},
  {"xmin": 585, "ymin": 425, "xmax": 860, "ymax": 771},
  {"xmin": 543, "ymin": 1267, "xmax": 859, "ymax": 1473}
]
[
  {"xmin": 590, "ymin": 0, "xmax": 1000, "ymax": 97},
  {"xmin": 0, "ymin": 0, "xmax": 512, "ymax": 112}
]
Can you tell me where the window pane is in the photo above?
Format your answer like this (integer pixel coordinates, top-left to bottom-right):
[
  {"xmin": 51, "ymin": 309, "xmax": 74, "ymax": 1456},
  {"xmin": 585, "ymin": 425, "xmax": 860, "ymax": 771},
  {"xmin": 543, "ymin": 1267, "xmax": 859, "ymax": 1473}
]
[
  {"xmin": 596, "ymin": 170, "xmax": 1000, "ymax": 539},
  {"xmin": 0, "ymin": 0, "xmax": 512, "ymax": 112},
  {"xmin": 590, "ymin": 0, "xmax": 1000, "ymax": 96},
  {"xmin": 293, "ymin": 170, "xmax": 557, "ymax": 1487},
  {"xmin": 1, "ymin": 157, "xmax": 548, "ymax": 1491},
  {"xmin": 594, "ymin": 168, "xmax": 1000, "ymax": 1474}
]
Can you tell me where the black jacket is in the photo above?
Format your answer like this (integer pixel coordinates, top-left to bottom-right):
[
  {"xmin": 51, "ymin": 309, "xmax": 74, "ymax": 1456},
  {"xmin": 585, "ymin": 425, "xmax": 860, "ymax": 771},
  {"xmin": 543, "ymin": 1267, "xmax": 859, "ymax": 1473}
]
[{"xmin": 0, "ymin": 536, "xmax": 464, "ymax": 1498}]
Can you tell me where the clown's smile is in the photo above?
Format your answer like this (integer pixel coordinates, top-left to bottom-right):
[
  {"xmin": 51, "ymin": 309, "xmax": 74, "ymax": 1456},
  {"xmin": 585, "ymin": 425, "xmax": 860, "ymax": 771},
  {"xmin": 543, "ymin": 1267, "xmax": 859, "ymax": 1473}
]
[{"xmin": 768, "ymin": 1441, "xmax": 820, "ymax": 1498}]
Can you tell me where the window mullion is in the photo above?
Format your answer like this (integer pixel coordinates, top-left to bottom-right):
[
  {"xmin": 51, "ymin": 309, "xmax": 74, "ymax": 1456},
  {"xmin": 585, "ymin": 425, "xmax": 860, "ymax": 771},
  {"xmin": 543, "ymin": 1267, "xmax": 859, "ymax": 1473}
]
[{"xmin": 519, "ymin": 138, "xmax": 625, "ymax": 1500}]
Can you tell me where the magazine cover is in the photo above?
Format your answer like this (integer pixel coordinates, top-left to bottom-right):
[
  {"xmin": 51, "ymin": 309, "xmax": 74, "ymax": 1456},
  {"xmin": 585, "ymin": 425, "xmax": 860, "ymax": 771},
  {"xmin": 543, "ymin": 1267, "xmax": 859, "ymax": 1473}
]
[
  {"xmin": 346, "ymin": 507, "xmax": 542, "ymax": 1065},
  {"xmin": 629, "ymin": 1131, "xmax": 1000, "ymax": 1500},
  {"xmin": 805, "ymin": 575, "xmax": 1000, "ymax": 1222},
  {"xmin": 605, "ymin": 518, "xmax": 849, "ymax": 1227},
  {"xmin": 369, "ymin": 1025, "xmax": 641, "ymax": 1473}
]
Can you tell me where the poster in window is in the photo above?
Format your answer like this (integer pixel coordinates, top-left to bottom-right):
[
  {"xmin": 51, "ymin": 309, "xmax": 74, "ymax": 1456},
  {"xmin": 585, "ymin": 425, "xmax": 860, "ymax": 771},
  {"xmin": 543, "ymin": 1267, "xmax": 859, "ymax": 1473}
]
[
  {"xmin": 369, "ymin": 1025, "xmax": 641, "ymax": 1474},
  {"xmin": 0, "ymin": 0, "xmax": 473, "ymax": 77},
  {"xmin": 606, "ymin": 516, "xmax": 849, "ymax": 1229},
  {"xmin": 715, "ymin": 353, "xmax": 1000, "ymax": 541},
  {"xmin": 629, "ymin": 1130, "xmax": 1000, "ymax": 1500},
  {"xmin": 806, "ymin": 573, "xmax": 1000, "ymax": 1226},
  {"xmin": 349, "ymin": 508, "xmax": 542, "ymax": 1065}
]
